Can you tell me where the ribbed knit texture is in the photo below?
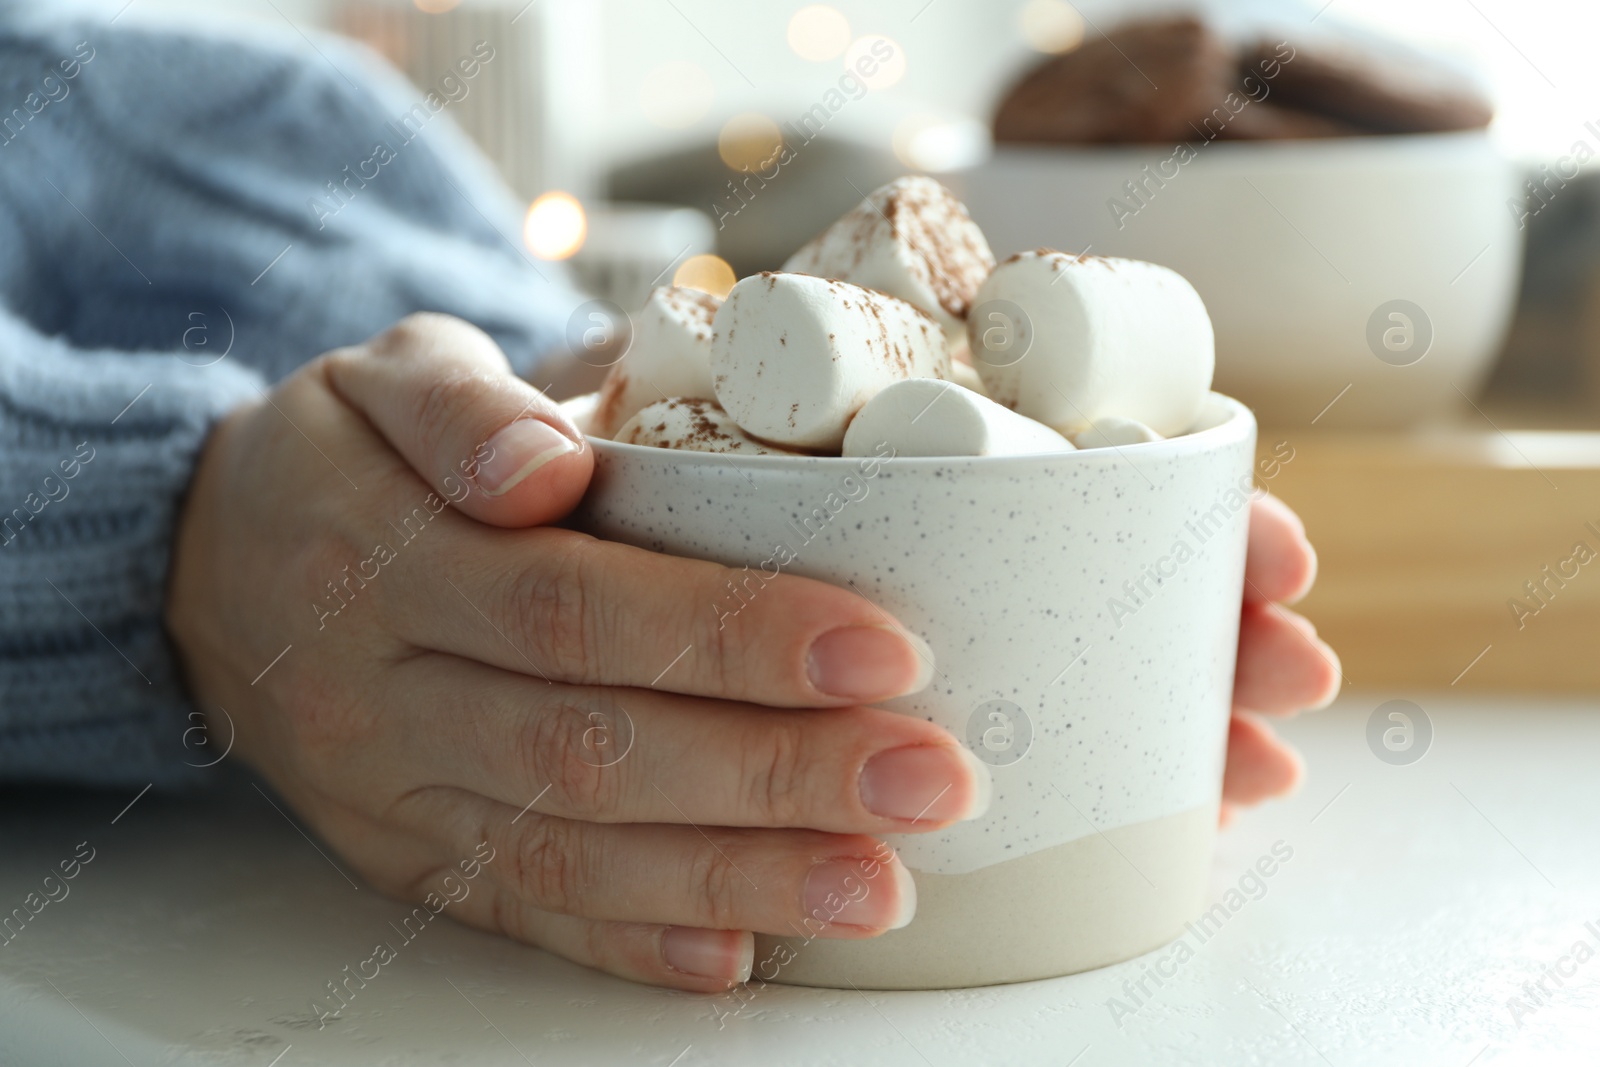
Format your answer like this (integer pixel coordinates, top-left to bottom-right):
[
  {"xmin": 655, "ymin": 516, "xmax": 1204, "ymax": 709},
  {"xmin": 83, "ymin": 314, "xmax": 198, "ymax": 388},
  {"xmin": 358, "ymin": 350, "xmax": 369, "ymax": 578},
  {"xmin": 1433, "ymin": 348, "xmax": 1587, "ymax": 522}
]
[{"xmin": 0, "ymin": 14, "xmax": 583, "ymax": 788}]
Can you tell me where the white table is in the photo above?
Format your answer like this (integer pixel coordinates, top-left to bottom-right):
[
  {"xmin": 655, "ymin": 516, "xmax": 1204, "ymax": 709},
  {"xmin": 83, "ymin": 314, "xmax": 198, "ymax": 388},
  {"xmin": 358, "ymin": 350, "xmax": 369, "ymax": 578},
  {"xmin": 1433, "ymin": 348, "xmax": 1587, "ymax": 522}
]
[{"xmin": 3, "ymin": 695, "xmax": 1598, "ymax": 1066}]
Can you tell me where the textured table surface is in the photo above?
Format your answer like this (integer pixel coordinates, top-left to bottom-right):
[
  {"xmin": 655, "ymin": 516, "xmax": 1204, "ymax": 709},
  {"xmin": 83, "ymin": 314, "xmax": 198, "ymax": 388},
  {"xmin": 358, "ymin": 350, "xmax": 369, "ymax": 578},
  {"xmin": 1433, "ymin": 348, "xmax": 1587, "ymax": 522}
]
[{"xmin": 2, "ymin": 695, "xmax": 1598, "ymax": 1066}]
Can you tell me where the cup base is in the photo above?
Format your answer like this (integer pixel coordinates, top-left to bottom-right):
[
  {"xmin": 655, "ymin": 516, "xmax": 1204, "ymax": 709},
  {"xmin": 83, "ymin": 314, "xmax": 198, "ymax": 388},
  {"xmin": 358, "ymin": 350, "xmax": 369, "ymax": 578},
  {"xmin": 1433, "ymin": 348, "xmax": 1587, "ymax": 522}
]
[{"xmin": 756, "ymin": 804, "xmax": 1217, "ymax": 990}]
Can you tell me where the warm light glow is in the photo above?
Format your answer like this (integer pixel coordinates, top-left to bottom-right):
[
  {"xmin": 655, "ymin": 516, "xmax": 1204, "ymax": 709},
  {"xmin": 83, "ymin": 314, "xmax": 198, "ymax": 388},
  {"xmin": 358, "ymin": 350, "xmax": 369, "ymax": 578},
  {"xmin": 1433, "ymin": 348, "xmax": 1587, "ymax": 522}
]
[
  {"xmin": 413, "ymin": 0, "xmax": 462, "ymax": 13},
  {"xmin": 674, "ymin": 255, "xmax": 736, "ymax": 298},
  {"xmin": 893, "ymin": 114, "xmax": 990, "ymax": 173},
  {"xmin": 718, "ymin": 113, "xmax": 784, "ymax": 172},
  {"xmin": 1018, "ymin": 0, "xmax": 1085, "ymax": 54},
  {"xmin": 787, "ymin": 5, "xmax": 851, "ymax": 62},
  {"xmin": 844, "ymin": 35, "xmax": 906, "ymax": 91},
  {"xmin": 524, "ymin": 192, "xmax": 587, "ymax": 261},
  {"xmin": 638, "ymin": 61, "xmax": 716, "ymax": 129}
]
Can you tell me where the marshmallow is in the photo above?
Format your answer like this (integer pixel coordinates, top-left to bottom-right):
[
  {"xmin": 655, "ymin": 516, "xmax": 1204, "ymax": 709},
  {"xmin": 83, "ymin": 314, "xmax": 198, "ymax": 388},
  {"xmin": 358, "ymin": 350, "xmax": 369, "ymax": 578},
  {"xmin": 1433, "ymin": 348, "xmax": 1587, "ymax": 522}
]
[
  {"xmin": 969, "ymin": 252, "xmax": 1214, "ymax": 436},
  {"xmin": 948, "ymin": 359, "xmax": 988, "ymax": 398},
  {"xmin": 615, "ymin": 397, "xmax": 805, "ymax": 456},
  {"xmin": 558, "ymin": 391, "xmax": 601, "ymax": 436},
  {"xmin": 783, "ymin": 176, "xmax": 996, "ymax": 342},
  {"xmin": 710, "ymin": 272, "xmax": 950, "ymax": 451},
  {"xmin": 1073, "ymin": 416, "xmax": 1164, "ymax": 450},
  {"xmin": 592, "ymin": 286, "xmax": 720, "ymax": 438},
  {"xmin": 842, "ymin": 378, "xmax": 1073, "ymax": 458}
]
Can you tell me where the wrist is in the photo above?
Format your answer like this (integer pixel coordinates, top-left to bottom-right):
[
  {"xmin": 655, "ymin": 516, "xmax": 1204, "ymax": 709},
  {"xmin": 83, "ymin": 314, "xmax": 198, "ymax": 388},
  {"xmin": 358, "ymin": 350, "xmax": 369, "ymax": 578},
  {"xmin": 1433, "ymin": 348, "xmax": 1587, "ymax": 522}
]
[{"xmin": 164, "ymin": 401, "xmax": 266, "ymax": 763}]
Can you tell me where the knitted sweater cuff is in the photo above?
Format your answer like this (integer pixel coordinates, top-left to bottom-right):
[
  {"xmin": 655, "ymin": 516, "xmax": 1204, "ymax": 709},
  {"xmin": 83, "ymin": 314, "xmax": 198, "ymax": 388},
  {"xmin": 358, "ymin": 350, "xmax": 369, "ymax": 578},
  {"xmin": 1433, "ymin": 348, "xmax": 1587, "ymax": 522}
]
[{"xmin": 0, "ymin": 311, "xmax": 264, "ymax": 788}]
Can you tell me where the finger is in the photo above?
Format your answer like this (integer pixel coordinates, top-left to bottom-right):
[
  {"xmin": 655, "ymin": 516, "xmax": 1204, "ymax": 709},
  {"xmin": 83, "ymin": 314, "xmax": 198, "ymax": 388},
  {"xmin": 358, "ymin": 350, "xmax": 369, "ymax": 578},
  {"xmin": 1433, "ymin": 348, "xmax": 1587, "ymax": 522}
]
[
  {"xmin": 385, "ymin": 653, "xmax": 989, "ymax": 832},
  {"xmin": 1233, "ymin": 602, "xmax": 1341, "ymax": 714},
  {"xmin": 319, "ymin": 794, "xmax": 759, "ymax": 991},
  {"xmin": 278, "ymin": 801, "xmax": 754, "ymax": 992},
  {"xmin": 397, "ymin": 787, "xmax": 920, "ymax": 939},
  {"xmin": 323, "ymin": 313, "xmax": 592, "ymax": 527},
  {"xmin": 1244, "ymin": 494, "xmax": 1317, "ymax": 604},
  {"xmin": 393, "ymin": 522, "xmax": 937, "ymax": 706},
  {"xmin": 452, "ymin": 892, "xmax": 754, "ymax": 992},
  {"xmin": 1221, "ymin": 714, "xmax": 1303, "ymax": 805}
]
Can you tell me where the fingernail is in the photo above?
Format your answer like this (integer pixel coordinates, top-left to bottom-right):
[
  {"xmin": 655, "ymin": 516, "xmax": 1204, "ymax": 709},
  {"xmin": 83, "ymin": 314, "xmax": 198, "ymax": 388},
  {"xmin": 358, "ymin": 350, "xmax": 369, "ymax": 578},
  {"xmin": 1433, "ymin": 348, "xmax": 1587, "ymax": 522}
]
[
  {"xmin": 806, "ymin": 625, "xmax": 935, "ymax": 701},
  {"xmin": 661, "ymin": 927, "xmax": 752, "ymax": 984},
  {"xmin": 1307, "ymin": 639, "xmax": 1342, "ymax": 710},
  {"xmin": 860, "ymin": 745, "xmax": 992, "ymax": 823},
  {"xmin": 803, "ymin": 857, "xmax": 916, "ymax": 930},
  {"xmin": 1286, "ymin": 539, "xmax": 1319, "ymax": 605},
  {"xmin": 475, "ymin": 419, "xmax": 580, "ymax": 497}
]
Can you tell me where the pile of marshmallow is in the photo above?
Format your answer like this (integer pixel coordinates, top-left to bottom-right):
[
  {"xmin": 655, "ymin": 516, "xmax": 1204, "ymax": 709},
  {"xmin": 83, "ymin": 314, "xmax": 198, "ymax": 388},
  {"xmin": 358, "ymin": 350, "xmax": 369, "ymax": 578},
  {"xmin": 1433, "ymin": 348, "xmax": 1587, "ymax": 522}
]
[{"xmin": 562, "ymin": 176, "xmax": 1214, "ymax": 458}]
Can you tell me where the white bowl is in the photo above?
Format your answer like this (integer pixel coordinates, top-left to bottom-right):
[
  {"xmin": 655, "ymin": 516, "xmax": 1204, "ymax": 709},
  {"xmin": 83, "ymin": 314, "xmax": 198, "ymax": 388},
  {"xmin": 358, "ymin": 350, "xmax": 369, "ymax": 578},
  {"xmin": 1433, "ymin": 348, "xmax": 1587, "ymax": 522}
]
[
  {"xmin": 960, "ymin": 132, "xmax": 1523, "ymax": 428},
  {"xmin": 574, "ymin": 394, "xmax": 1256, "ymax": 988}
]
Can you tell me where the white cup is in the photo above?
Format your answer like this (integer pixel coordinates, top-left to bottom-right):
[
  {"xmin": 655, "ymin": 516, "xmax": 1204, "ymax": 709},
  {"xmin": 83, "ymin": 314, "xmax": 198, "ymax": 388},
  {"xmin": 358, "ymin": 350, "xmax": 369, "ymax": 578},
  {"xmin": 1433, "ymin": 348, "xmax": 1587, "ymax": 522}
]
[{"xmin": 574, "ymin": 393, "xmax": 1257, "ymax": 988}]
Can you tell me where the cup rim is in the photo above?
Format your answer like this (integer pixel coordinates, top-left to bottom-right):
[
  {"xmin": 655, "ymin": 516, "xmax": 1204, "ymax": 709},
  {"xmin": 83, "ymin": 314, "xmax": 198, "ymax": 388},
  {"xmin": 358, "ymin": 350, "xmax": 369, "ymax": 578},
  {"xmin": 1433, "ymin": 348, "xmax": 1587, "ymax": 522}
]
[{"xmin": 587, "ymin": 391, "xmax": 1255, "ymax": 469}]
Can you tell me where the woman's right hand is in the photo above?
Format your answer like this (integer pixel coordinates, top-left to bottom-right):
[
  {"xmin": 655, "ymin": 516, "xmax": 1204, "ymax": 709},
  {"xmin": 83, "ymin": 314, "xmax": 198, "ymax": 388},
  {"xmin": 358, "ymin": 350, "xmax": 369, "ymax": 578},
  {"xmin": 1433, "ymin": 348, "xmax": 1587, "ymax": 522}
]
[{"xmin": 166, "ymin": 314, "xmax": 989, "ymax": 992}]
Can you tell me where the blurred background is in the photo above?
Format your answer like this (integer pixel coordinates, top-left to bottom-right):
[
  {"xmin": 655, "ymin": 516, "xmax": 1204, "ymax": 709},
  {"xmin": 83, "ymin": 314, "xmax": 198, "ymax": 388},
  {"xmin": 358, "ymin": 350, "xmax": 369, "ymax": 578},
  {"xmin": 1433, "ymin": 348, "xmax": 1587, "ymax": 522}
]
[
  {"xmin": 85, "ymin": 0, "xmax": 1600, "ymax": 691},
  {"xmin": 103, "ymin": 0, "xmax": 1600, "ymax": 396},
  {"xmin": 109, "ymin": 0, "xmax": 1600, "ymax": 173}
]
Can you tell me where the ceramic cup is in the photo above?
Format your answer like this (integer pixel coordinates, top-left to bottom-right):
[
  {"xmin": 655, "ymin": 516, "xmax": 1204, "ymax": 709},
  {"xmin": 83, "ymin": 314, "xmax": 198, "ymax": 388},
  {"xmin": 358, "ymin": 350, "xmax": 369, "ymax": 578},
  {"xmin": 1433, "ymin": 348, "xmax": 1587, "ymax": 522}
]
[{"xmin": 572, "ymin": 393, "xmax": 1257, "ymax": 989}]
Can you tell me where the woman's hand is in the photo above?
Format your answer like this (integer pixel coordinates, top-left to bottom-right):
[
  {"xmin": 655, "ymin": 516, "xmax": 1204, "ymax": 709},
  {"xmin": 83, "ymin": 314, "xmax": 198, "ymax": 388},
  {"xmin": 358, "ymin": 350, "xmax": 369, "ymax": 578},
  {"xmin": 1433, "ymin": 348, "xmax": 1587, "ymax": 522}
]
[
  {"xmin": 166, "ymin": 314, "xmax": 988, "ymax": 993},
  {"xmin": 168, "ymin": 311, "xmax": 1333, "ymax": 990},
  {"xmin": 1223, "ymin": 493, "xmax": 1342, "ymax": 823}
]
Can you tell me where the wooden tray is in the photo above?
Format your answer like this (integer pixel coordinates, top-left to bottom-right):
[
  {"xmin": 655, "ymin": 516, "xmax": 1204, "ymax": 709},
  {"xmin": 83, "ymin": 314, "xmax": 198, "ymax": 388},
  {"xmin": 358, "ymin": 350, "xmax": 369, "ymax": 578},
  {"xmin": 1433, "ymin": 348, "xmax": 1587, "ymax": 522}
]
[{"xmin": 1260, "ymin": 418, "xmax": 1600, "ymax": 691}]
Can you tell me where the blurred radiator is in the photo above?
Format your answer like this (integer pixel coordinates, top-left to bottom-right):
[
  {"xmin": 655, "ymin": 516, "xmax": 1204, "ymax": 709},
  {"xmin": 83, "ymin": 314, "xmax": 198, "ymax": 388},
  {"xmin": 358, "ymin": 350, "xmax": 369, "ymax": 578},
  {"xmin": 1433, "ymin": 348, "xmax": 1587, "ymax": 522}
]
[{"xmin": 333, "ymin": 0, "xmax": 603, "ymax": 202}]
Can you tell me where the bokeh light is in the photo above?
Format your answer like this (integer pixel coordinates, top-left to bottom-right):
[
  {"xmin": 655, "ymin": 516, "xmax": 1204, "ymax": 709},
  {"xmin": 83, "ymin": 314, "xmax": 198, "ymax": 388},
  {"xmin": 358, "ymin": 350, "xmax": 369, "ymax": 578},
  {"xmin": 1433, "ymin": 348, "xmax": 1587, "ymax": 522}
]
[
  {"xmin": 524, "ymin": 192, "xmax": 588, "ymax": 261},
  {"xmin": 893, "ymin": 114, "xmax": 990, "ymax": 172},
  {"xmin": 718, "ymin": 113, "xmax": 785, "ymax": 172},
  {"xmin": 1018, "ymin": 0, "xmax": 1085, "ymax": 54},
  {"xmin": 787, "ymin": 5, "xmax": 851, "ymax": 62},
  {"xmin": 674, "ymin": 254, "xmax": 737, "ymax": 298},
  {"xmin": 844, "ymin": 35, "xmax": 907, "ymax": 91},
  {"xmin": 638, "ymin": 61, "xmax": 715, "ymax": 129}
]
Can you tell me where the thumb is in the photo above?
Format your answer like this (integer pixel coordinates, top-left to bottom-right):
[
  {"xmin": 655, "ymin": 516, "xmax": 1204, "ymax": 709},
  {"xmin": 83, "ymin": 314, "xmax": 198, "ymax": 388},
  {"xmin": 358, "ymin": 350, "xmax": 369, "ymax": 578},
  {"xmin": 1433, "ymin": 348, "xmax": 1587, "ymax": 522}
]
[{"xmin": 323, "ymin": 313, "xmax": 594, "ymax": 527}]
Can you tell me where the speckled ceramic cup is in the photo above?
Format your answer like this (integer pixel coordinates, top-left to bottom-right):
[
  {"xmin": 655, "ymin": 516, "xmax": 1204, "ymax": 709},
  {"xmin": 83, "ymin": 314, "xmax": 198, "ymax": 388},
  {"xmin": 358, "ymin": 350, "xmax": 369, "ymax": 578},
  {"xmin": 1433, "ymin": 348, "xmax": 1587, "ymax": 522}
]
[{"xmin": 573, "ymin": 393, "xmax": 1256, "ymax": 989}]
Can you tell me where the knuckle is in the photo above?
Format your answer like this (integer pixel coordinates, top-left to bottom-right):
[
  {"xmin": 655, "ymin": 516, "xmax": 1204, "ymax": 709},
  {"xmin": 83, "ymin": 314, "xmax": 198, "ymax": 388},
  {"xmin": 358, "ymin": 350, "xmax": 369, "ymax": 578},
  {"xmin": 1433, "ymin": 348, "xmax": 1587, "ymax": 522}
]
[
  {"xmin": 410, "ymin": 366, "xmax": 497, "ymax": 453},
  {"xmin": 741, "ymin": 718, "xmax": 808, "ymax": 826},
  {"xmin": 271, "ymin": 541, "xmax": 406, "ymax": 777},
  {"xmin": 582, "ymin": 913, "xmax": 612, "ymax": 969},
  {"xmin": 274, "ymin": 545, "xmax": 373, "ymax": 716},
  {"xmin": 508, "ymin": 815, "xmax": 590, "ymax": 916},
  {"xmin": 368, "ymin": 313, "xmax": 433, "ymax": 360},
  {"xmin": 315, "ymin": 344, "xmax": 363, "ymax": 384},
  {"xmin": 505, "ymin": 536, "xmax": 601, "ymax": 679},
  {"xmin": 685, "ymin": 845, "xmax": 745, "ymax": 929},
  {"xmin": 517, "ymin": 698, "xmax": 623, "ymax": 819},
  {"xmin": 391, "ymin": 860, "xmax": 451, "ymax": 903},
  {"xmin": 694, "ymin": 565, "xmax": 753, "ymax": 694},
  {"xmin": 377, "ymin": 313, "xmax": 506, "ymax": 370},
  {"xmin": 273, "ymin": 661, "xmax": 374, "ymax": 780},
  {"xmin": 293, "ymin": 502, "xmax": 407, "ymax": 632},
  {"xmin": 292, "ymin": 518, "xmax": 368, "ymax": 602},
  {"xmin": 489, "ymin": 883, "xmax": 535, "ymax": 944},
  {"xmin": 378, "ymin": 311, "xmax": 464, "ymax": 354}
]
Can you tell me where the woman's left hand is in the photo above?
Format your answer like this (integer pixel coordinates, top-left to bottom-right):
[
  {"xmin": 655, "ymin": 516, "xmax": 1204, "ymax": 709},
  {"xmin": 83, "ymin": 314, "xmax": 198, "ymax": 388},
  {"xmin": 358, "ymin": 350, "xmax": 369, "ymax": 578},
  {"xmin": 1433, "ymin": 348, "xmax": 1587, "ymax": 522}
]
[{"xmin": 1223, "ymin": 493, "xmax": 1341, "ymax": 823}]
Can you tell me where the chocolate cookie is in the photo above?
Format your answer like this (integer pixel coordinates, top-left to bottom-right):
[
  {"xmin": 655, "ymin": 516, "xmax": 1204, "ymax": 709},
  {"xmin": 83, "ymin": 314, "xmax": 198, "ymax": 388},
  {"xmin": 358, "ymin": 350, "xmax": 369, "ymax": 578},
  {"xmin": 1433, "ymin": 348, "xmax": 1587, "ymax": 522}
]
[
  {"xmin": 992, "ymin": 16, "xmax": 1239, "ymax": 145},
  {"xmin": 1214, "ymin": 101, "xmax": 1366, "ymax": 141},
  {"xmin": 992, "ymin": 16, "xmax": 1494, "ymax": 146},
  {"xmin": 1238, "ymin": 39, "xmax": 1492, "ymax": 134}
]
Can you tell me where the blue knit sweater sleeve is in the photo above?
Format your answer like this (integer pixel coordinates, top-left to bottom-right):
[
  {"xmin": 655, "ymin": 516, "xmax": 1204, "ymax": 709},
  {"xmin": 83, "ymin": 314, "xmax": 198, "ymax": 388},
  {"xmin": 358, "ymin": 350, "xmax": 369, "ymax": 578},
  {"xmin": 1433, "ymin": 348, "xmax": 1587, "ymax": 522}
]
[
  {"xmin": 0, "ymin": 310, "xmax": 265, "ymax": 788},
  {"xmin": 0, "ymin": 16, "xmax": 583, "ymax": 788}
]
